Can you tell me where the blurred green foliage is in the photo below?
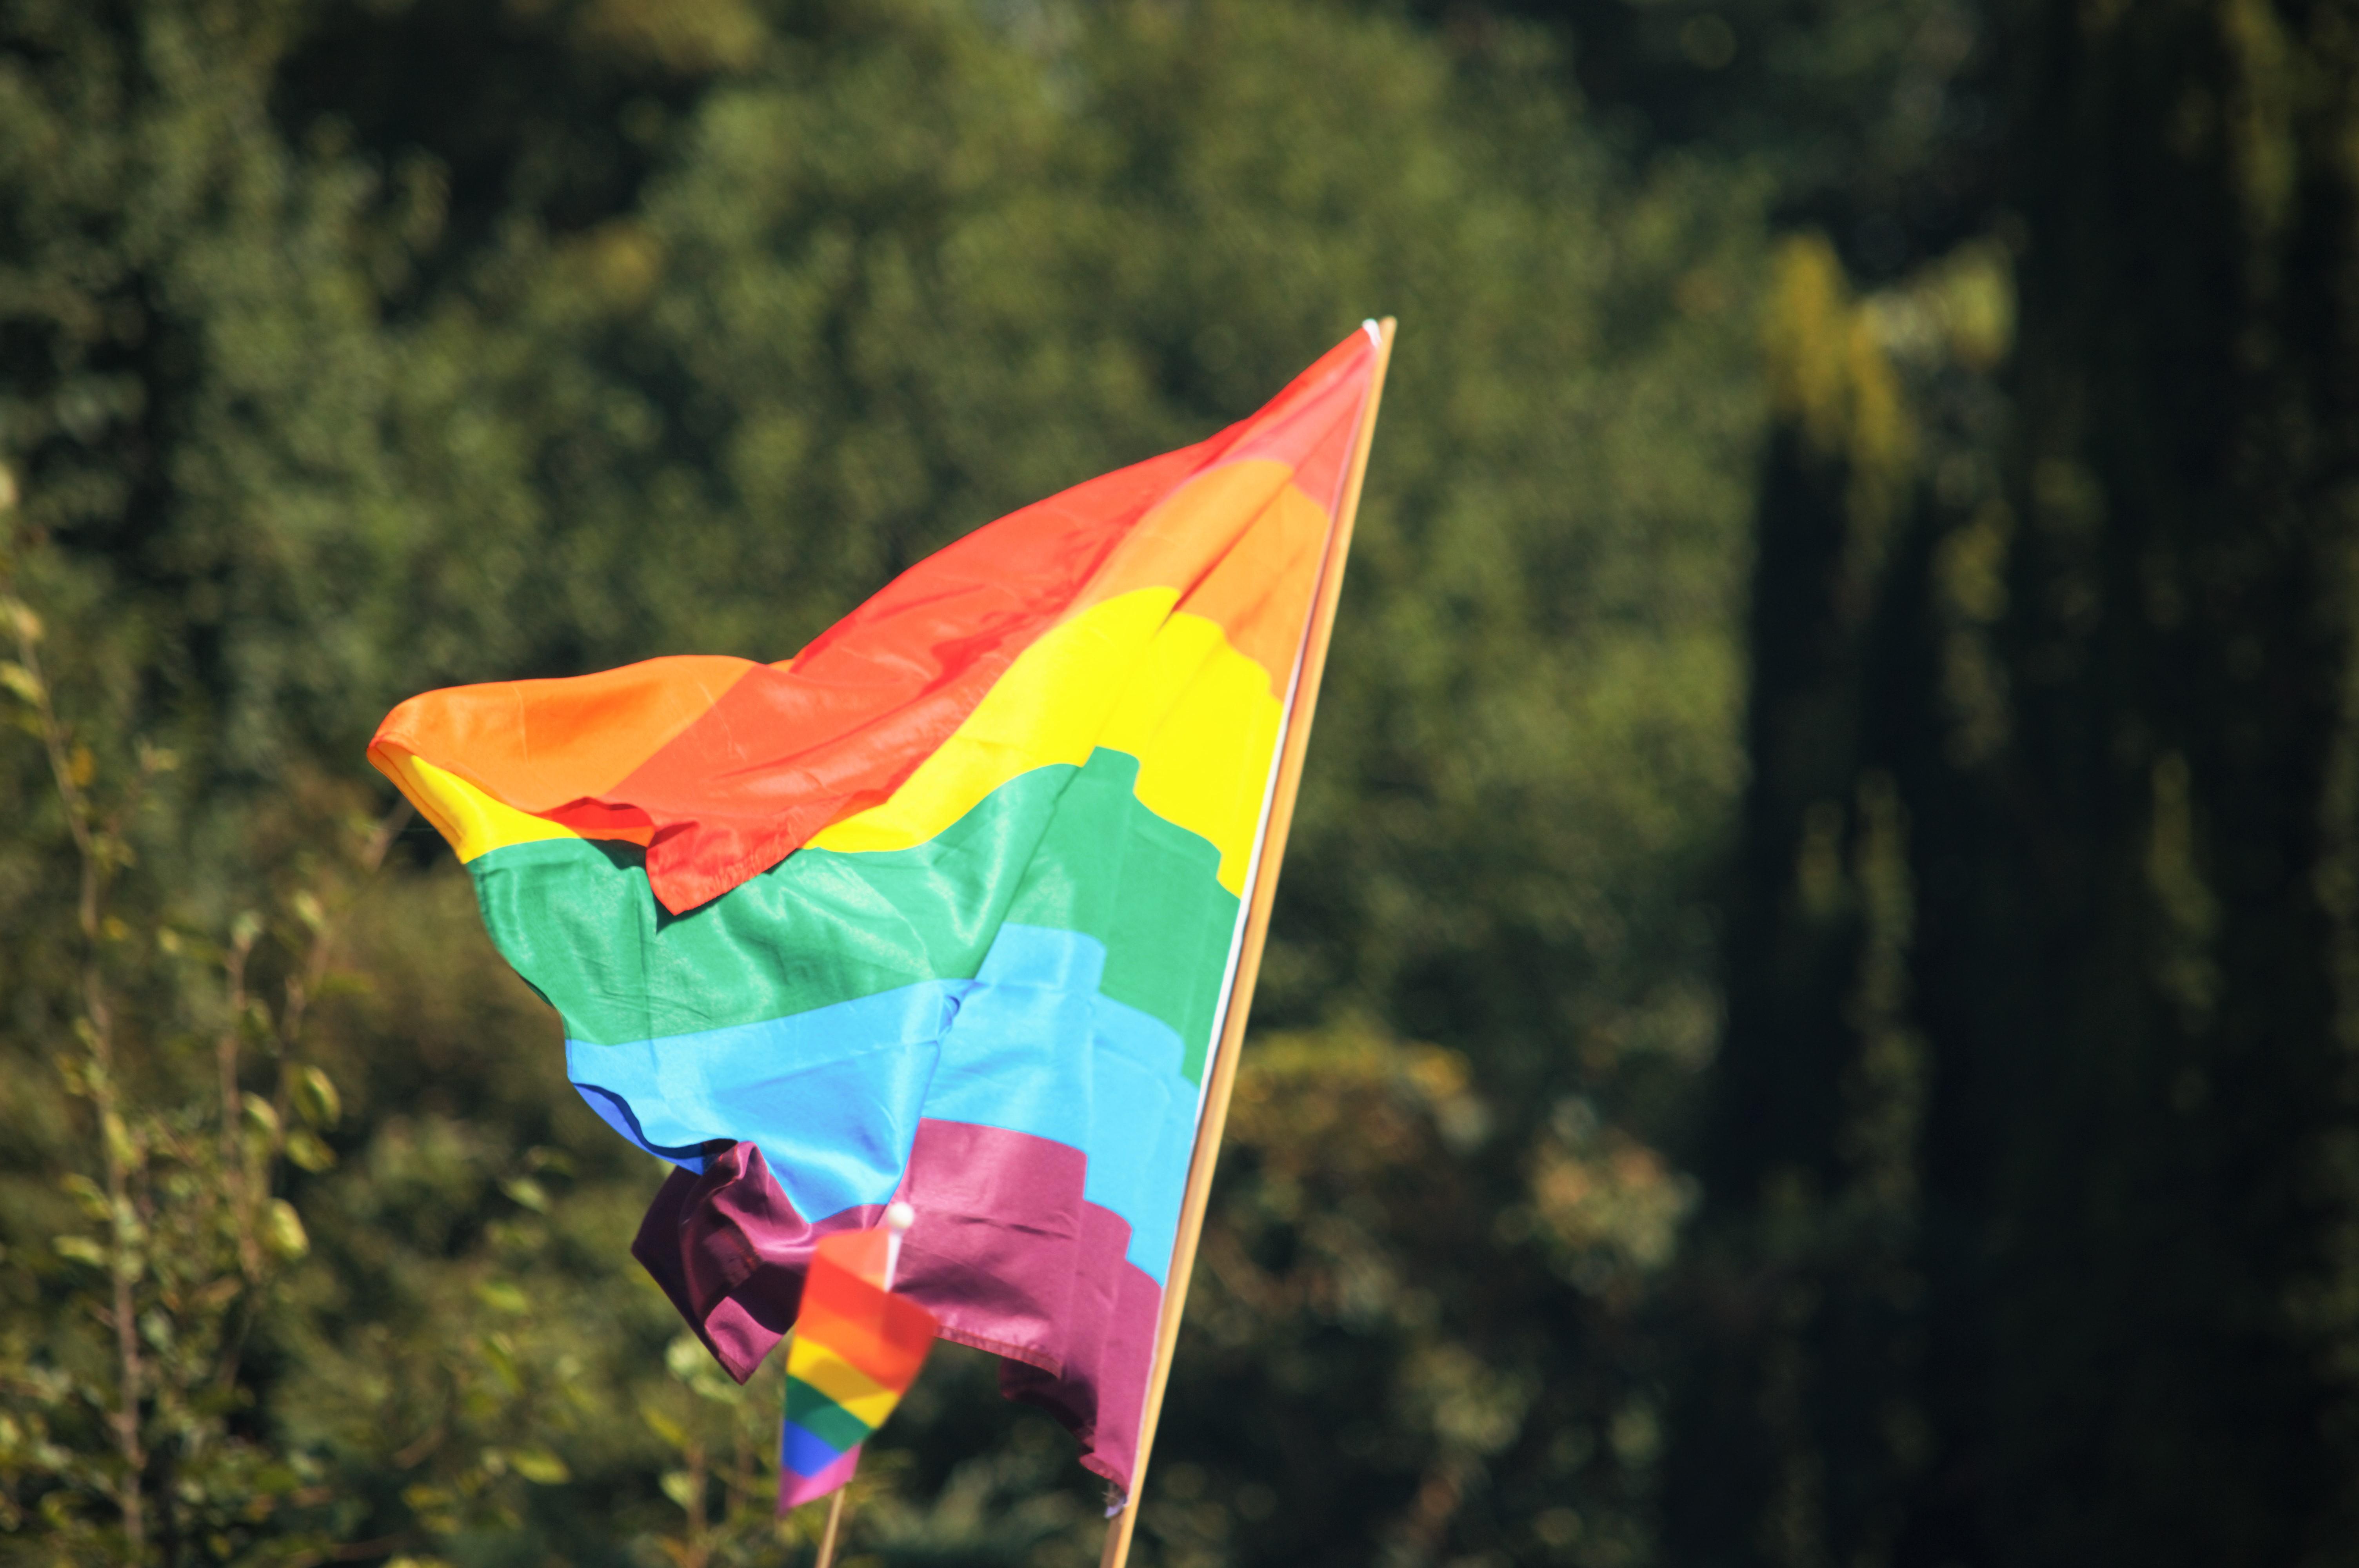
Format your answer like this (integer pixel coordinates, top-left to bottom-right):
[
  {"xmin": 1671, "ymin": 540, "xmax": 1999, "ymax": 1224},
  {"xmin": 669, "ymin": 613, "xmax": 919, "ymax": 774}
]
[{"xmin": 0, "ymin": 0, "xmax": 1762, "ymax": 1563}]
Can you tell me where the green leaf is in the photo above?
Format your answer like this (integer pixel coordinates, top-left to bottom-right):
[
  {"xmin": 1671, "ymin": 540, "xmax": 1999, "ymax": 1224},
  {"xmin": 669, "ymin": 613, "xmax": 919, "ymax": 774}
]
[
  {"xmin": 521, "ymin": 1145, "xmax": 574, "ymax": 1176},
  {"xmin": 101, "ymin": 1111, "xmax": 137, "ymax": 1168},
  {"xmin": 262, "ymin": 1200, "xmax": 308, "ymax": 1260},
  {"xmin": 663, "ymin": 1335, "xmax": 708, "ymax": 1381},
  {"xmin": 289, "ymin": 1064, "xmax": 340, "ymax": 1127},
  {"xmin": 509, "ymin": 1447, "xmax": 570, "ymax": 1485},
  {"xmin": 51, "ymin": 1236, "xmax": 105, "ymax": 1267},
  {"xmin": 59, "ymin": 1173, "xmax": 107, "ymax": 1220},
  {"xmin": 478, "ymin": 1335, "xmax": 523, "ymax": 1393},
  {"xmin": 285, "ymin": 1128, "xmax": 336, "ymax": 1172}
]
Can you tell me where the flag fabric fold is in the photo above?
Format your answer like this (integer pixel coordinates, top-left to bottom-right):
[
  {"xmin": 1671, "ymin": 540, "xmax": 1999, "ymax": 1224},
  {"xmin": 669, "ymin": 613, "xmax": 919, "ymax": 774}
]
[
  {"xmin": 779, "ymin": 1226, "xmax": 938, "ymax": 1508},
  {"xmin": 369, "ymin": 325, "xmax": 1383, "ymax": 1493}
]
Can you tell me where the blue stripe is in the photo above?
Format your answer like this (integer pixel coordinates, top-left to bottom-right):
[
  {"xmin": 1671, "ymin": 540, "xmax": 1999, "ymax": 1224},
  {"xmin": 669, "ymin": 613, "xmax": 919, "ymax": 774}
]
[
  {"xmin": 569, "ymin": 982, "xmax": 956, "ymax": 1200},
  {"xmin": 780, "ymin": 1419, "xmax": 852, "ymax": 1475},
  {"xmin": 573, "ymin": 1083, "xmax": 725, "ymax": 1170},
  {"xmin": 565, "ymin": 924, "xmax": 1202, "ymax": 1281}
]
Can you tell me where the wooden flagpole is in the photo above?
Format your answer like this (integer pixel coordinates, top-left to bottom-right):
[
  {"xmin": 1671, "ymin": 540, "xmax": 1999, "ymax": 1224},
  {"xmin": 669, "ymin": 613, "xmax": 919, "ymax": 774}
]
[
  {"xmin": 1099, "ymin": 317, "xmax": 1395, "ymax": 1568},
  {"xmin": 814, "ymin": 1488, "xmax": 847, "ymax": 1568}
]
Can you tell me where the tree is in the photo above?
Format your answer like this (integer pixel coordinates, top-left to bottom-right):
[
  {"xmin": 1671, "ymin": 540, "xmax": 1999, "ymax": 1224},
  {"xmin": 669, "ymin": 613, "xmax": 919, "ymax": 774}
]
[{"xmin": 1668, "ymin": 1, "xmax": 2359, "ymax": 1562}]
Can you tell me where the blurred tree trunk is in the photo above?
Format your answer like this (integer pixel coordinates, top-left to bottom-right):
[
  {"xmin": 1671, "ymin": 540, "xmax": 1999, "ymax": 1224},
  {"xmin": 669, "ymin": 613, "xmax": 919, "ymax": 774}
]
[
  {"xmin": 1667, "ymin": 232, "xmax": 1969, "ymax": 1568},
  {"xmin": 1983, "ymin": 0, "xmax": 2359, "ymax": 1558},
  {"xmin": 1671, "ymin": 1, "xmax": 2359, "ymax": 1563}
]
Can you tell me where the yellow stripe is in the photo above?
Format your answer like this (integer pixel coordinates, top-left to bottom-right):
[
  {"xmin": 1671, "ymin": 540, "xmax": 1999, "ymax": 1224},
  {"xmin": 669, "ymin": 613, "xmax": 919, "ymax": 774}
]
[
  {"xmin": 785, "ymin": 1336, "xmax": 900, "ymax": 1426},
  {"xmin": 808, "ymin": 590, "xmax": 1283, "ymax": 892},
  {"xmin": 385, "ymin": 752, "xmax": 581, "ymax": 863},
  {"xmin": 1111, "ymin": 620, "xmax": 1285, "ymax": 891},
  {"xmin": 809, "ymin": 588, "xmax": 1170, "ymax": 852}
]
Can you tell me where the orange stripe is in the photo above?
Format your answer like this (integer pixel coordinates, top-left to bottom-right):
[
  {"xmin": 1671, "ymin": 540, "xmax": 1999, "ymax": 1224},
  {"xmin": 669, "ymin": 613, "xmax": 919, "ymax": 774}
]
[
  {"xmin": 371, "ymin": 655, "xmax": 756, "ymax": 815},
  {"xmin": 1072, "ymin": 460, "xmax": 1296, "ymax": 630},
  {"xmin": 1169, "ymin": 478, "xmax": 1329, "ymax": 691},
  {"xmin": 795, "ymin": 1295, "xmax": 934, "ymax": 1390},
  {"xmin": 811, "ymin": 1228, "xmax": 892, "ymax": 1290}
]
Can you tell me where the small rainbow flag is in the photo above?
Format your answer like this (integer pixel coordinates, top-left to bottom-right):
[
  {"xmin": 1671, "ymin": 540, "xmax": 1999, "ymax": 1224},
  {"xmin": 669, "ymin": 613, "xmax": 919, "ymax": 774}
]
[{"xmin": 779, "ymin": 1214, "xmax": 938, "ymax": 1507}]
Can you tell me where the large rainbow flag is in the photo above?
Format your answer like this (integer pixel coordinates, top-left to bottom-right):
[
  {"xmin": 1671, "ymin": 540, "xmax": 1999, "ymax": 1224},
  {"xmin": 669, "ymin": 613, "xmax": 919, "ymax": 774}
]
[{"xmin": 368, "ymin": 325, "xmax": 1385, "ymax": 1494}]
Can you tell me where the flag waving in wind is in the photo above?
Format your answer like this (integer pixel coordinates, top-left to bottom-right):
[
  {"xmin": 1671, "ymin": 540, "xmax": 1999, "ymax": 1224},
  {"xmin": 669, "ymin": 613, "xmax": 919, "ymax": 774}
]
[{"xmin": 369, "ymin": 324, "xmax": 1388, "ymax": 1497}]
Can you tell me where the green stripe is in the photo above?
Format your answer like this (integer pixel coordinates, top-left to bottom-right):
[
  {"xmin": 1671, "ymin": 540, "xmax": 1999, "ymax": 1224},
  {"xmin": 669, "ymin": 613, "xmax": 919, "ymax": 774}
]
[
  {"xmin": 783, "ymin": 1378, "xmax": 875, "ymax": 1452},
  {"xmin": 467, "ymin": 748, "xmax": 1240, "ymax": 1080}
]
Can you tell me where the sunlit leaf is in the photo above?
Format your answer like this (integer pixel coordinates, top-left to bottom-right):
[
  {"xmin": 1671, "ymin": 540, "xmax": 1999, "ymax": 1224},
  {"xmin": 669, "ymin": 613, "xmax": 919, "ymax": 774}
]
[
  {"xmin": 285, "ymin": 1129, "xmax": 337, "ymax": 1171},
  {"xmin": 289, "ymin": 1064, "xmax": 341, "ymax": 1127},
  {"xmin": 509, "ymin": 1447, "xmax": 570, "ymax": 1485},
  {"xmin": 262, "ymin": 1200, "xmax": 309, "ymax": 1260},
  {"xmin": 51, "ymin": 1236, "xmax": 105, "ymax": 1268}
]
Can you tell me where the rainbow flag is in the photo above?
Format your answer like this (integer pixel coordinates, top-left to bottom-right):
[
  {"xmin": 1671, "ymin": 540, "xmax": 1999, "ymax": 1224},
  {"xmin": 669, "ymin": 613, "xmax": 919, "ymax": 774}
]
[
  {"xmin": 368, "ymin": 325, "xmax": 1385, "ymax": 1494},
  {"xmin": 779, "ymin": 1223, "xmax": 938, "ymax": 1506}
]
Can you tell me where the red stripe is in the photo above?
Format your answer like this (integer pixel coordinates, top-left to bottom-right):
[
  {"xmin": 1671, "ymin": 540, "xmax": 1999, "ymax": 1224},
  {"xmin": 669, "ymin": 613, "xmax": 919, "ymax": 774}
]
[
  {"xmin": 579, "ymin": 334, "xmax": 1372, "ymax": 912},
  {"xmin": 794, "ymin": 1287, "xmax": 937, "ymax": 1391}
]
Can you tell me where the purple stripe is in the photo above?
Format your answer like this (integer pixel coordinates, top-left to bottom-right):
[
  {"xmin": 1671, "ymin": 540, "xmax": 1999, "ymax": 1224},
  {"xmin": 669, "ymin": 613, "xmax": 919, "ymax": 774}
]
[
  {"xmin": 633, "ymin": 1122, "xmax": 1167, "ymax": 1493},
  {"xmin": 631, "ymin": 1141, "xmax": 887, "ymax": 1375},
  {"xmin": 996, "ymin": 1200, "xmax": 1163, "ymax": 1490}
]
